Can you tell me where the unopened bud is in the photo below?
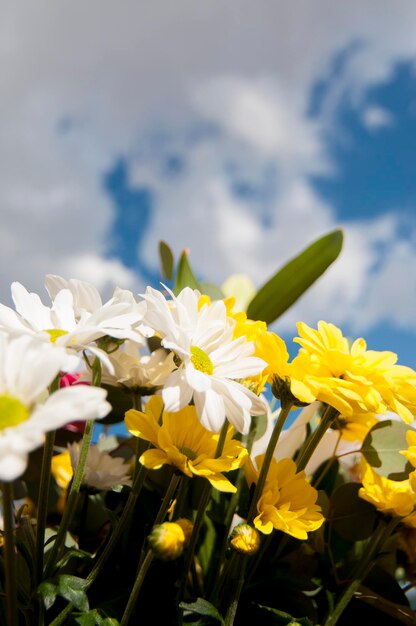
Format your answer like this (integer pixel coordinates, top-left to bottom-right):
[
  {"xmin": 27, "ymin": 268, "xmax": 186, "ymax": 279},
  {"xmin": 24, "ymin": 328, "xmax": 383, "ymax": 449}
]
[
  {"xmin": 229, "ymin": 523, "xmax": 260, "ymax": 555},
  {"xmin": 148, "ymin": 518, "xmax": 193, "ymax": 561}
]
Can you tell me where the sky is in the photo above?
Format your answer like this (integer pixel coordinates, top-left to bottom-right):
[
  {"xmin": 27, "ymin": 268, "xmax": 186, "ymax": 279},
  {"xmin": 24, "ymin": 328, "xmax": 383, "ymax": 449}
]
[{"xmin": 1, "ymin": 1, "xmax": 416, "ymax": 368}]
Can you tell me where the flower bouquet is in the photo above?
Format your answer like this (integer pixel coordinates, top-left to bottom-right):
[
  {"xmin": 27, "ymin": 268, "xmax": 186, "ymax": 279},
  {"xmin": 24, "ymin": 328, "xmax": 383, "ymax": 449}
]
[{"xmin": 1, "ymin": 229, "xmax": 416, "ymax": 626}]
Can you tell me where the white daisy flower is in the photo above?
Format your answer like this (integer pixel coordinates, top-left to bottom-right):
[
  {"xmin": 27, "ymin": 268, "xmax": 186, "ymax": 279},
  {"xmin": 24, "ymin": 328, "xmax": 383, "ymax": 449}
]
[
  {"xmin": 99, "ymin": 340, "xmax": 177, "ymax": 392},
  {"xmin": 0, "ymin": 334, "xmax": 111, "ymax": 481},
  {"xmin": 0, "ymin": 276, "xmax": 152, "ymax": 372},
  {"xmin": 68, "ymin": 441, "xmax": 132, "ymax": 491},
  {"xmin": 142, "ymin": 286, "xmax": 267, "ymax": 434}
]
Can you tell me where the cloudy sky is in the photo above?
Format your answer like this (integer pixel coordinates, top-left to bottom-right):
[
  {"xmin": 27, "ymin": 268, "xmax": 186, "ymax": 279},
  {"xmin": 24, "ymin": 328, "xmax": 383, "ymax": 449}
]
[{"xmin": 1, "ymin": 1, "xmax": 415, "ymax": 366}]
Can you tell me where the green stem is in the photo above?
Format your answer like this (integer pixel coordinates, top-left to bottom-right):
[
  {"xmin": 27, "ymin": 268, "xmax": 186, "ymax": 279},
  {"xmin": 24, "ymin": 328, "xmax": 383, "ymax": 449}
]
[
  {"xmin": 35, "ymin": 430, "xmax": 56, "ymax": 590},
  {"xmin": 296, "ymin": 405, "xmax": 339, "ymax": 472},
  {"xmin": 209, "ymin": 415, "xmax": 259, "ymax": 600},
  {"xmin": 224, "ymin": 558, "xmax": 247, "ymax": 626},
  {"xmin": 35, "ymin": 374, "xmax": 61, "ymax": 595},
  {"xmin": 324, "ymin": 516, "xmax": 401, "ymax": 626},
  {"xmin": 247, "ymin": 403, "xmax": 293, "ymax": 523},
  {"xmin": 119, "ymin": 550, "xmax": 154, "ymax": 626},
  {"xmin": 177, "ymin": 480, "xmax": 212, "ymax": 619},
  {"xmin": 44, "ymin": 418, "xmax": 95, "ymax": 578},
  {"xmin": 177, "ymin": 422, "xmax": 229, "ymax": 622},
  {"xmin": 49, "ymin": 463, "xmax": 148, "ymax": 626},
  {"xmin": 1, "ymin": 481, "xmax": 17, "ymax": 626},
  {"xmin": 120, "ymin": 472, "xmax": 181, "ymax": 626}
]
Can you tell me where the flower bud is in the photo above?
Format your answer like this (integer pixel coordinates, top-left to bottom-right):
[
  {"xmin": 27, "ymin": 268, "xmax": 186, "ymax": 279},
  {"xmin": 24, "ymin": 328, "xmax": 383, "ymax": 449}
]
[
  {"xmin": 148, "ymin": 518, "xmax": 193, "ymax": 561},
  {"xmin": 229, "ymin": 523, "xmax": 260, "ymax": 555}
]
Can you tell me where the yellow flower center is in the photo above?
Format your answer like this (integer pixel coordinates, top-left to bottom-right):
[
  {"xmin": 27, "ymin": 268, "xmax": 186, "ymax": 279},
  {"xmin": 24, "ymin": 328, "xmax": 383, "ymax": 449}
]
[
  {"xmin": 0, "ymin": 396, "xmax": 29, "ymax": 430},
  {"xmin": 44, "ymin": 329, "xmax": 69, "ymax": 343},
  {"xmin": 190, "ymin": 346, "xmax": 213, "ymax": 375}
]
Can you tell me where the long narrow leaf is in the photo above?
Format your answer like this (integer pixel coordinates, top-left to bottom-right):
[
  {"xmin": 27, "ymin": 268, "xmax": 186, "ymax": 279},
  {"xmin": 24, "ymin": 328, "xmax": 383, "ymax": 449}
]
[
  {"xmin": 173, "ymin": 249, "xmax": 201, "ymax": 294},
  {"xmin": 159, "ymin": 240, "xmax": 174, "ymax": 280},
  {"xmin": 247, "ymin": 229, "xmax": 343, "ymax": 324}
]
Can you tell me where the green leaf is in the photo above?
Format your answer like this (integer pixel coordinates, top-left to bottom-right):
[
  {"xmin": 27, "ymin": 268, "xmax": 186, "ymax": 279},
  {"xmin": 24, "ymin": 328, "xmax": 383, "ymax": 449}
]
[
  {"xmin": 58, "ymin": 575, "xmax": 89, "ymax": 612},
  {"xmin": 73, "ymin": 612, "xmax": 101, "ymax": 626},
  {"xmin": 246, "ymin": 229, "xmax": 343, "ymax": 324},
  {"xmin": 328, "ymin": 483, "xmax": 377, "ymax": 541},
  {"xmin": 38, "ymin": 581, "xmax": 58, "ymax": 611},
  {"xmin": 361, "ymin": 420, "xmax": 414, "ymax": 480},
  {"xmin": 199, "ymin": 281, "xmax": 224, "ymax": 300},
  {"xmin": 173, "ymin": 249, "xmax": 201, "ymax": 294},
  {"xmin": 159, "ymin": 240, "xmax": 174, "ymax": 280},
  {"xmin": 57, "ymin": 547, "xmax": 93, "ymax": 569},
  {"xmin": 197, "ymin": 515, "xmax": 217, "ymax": 575},
  {"xmin": 180, "ymin": 598, "xmax": 224, "ymax": 625}
]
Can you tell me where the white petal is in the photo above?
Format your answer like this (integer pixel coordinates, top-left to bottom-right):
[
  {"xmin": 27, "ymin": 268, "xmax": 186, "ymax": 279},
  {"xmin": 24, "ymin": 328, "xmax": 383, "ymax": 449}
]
[
  {"xmin": 215, "ymin": 356, "xmax": 266, "ymax": 379},
  {"xmin": 185, "ymin": 364, "xmax": 211, "ymax": 392},
  {"xmin": 0, "ymin": 303, "xmax": 33, "ymax": 334},
  {"xmin": 0, "ymin": 430, "xmax": 44, "ymax": 481},
  {"xmin": 194, "ymin": 388, "xmax": 225, "ymax": 433},
  {"xmin": 0, "ymin": 449, "xmax": 29, "ymax": 481},
  {"xmin": 5, "ymin": 336, "xmax": 65, "ymax": 404},
  {"xmin": 11, "ymin": 282, "xmax": 52, "ymax": 330},
  {"xmin": 162, "ymin": 369, "xmax": 193, "ymax": 411},
  {"xmin": 51, "ymin": 289, "xmax": 76, "ymax": 330},
  {"xmin": 24, "ymin": 385, "xmax": 111, "ymax": 432}
]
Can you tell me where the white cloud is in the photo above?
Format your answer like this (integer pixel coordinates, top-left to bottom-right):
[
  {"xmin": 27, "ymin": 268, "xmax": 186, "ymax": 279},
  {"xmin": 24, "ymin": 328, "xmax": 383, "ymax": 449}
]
[
  {"xmin": 0, "ymin": 0, "xmax": 416, "ymax": 341},
  {"xmin": 362, "ymin": 105, "xmax": 394, "ymax": 130}
]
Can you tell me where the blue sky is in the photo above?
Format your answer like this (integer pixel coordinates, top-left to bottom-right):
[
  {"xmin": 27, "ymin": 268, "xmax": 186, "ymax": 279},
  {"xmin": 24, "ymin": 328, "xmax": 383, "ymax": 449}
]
[{"xmin": 1, "ymin": 1, "xmax": 415, "ymax": 370}]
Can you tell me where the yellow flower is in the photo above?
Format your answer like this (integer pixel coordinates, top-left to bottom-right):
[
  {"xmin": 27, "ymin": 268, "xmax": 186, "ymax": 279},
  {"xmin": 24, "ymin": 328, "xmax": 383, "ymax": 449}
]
[
  {"xmin": 246, "ymin": 455, "xmax": 324, "ymax": 539},
  {"xmin": 291, "ymin": 321, "xmax": 416, "ymax": 420},
  {"xmin": 125, "ymin": 396, "xmax": 248, "ymax": 492},
  {"xmin": 255, "ymin": 331, "xmax": 305, "ymax": 406},
  {"xmin": 51, "ymin": 450, "xmax": 73, "ymax": 490},
  {"xmin": 225, "ymin": 297, "xmax": 267, "ymax": 343},
  {"xmin": 358, "ymin": 460, "xmax": 416, "ymax": 518},
  {"xmin": 148, "ymin": 518, "xmax": 193, "ymax": 561},
  {"xmin": 401, "ymin": 430, "xmax": 416, "ymax": 468}
]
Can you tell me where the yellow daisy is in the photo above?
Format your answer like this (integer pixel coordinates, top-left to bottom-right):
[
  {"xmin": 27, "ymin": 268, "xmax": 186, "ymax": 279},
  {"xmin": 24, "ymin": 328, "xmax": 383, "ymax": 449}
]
[
  {"xmin": 125, "ymin": 396, "xmax": 248, "ymax": 492},
  {"xmin": 246, "ymin": 455, "xmax": 324, "ymax": 539},
  {"xmin": 358, "ymin": 459, "xmax": 416, "ymax": 519}
]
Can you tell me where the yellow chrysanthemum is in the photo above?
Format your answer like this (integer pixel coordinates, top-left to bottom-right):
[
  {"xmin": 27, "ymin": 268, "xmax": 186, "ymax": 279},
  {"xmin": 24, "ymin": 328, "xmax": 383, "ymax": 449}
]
[
  {"xmin": 291, "ymin": 321, "xmax": 416, "ymax": 421},
  {"xmin": 224, "ymin": 297, "xmax": 267, "ymax": 343},
  {"xmin": 254, "ymin": 331, "xmax": 304, "ymax": 405},
  {"xmin": 358, "ymin": 459, "xmax": 416, "ymax": 518},
  {"xmin": 246, "ymin": 455, "xmax": 324, "ymax": 540},
  {"xmin": 125, "ymin": 396, "xmax": 248, "ymax": 492}
]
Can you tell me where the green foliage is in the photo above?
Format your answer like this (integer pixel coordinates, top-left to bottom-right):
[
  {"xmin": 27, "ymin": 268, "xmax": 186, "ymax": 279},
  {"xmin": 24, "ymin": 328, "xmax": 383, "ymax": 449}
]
[
  {"xmin": 159, "ymin": 240, "xmax": 175, "ymax": 281},
  {"xmin": 72, "ymin": 609, "xmax": 120, "ymax": 625},
  {"xmin": 246, "ymin": 229, "xmax": 343, "ymax": 323},
  {"xmin": 180, "ymin": 598, "xmax": 225, "ymax": 625},
  {"xmin": 327, "ymin": 483, "xmax": 377, "ymax": 541},
  {"xmin": 361, "ymin": 420, "xmax": 414, "ymax": 480},
  {"xmin": 173, "ymin": 249, "xmax": 201, "ymax": 293},
  {"xmin": 58, "ymin": 575, "xmax": 89, "ymax": 612}
]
